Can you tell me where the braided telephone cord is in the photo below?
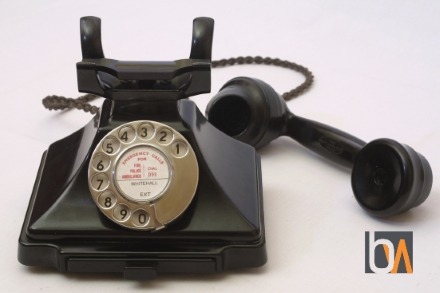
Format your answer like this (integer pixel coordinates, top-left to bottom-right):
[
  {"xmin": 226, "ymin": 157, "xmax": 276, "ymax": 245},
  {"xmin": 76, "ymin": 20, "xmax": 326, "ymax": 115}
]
[
  {"xmin": 42, "ymin": 56, "xmax": 314, "ymax": 115},
  {"xmin": 212, "ymin": 56, "xmax": 313, "ymax": 100},
  {"xmin": 42, "ymin": 93, "xmax": 100, "ymax": 114}
]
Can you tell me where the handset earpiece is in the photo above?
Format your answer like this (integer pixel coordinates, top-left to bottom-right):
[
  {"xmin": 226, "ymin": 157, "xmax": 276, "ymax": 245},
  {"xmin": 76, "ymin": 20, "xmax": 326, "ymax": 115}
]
[
  {"xmin": 206, "ymin": 77, "xmax": 433, "ymax": 217},
  {"xmin": 206, "ymin": 77, "xmax": 286, "ymax": 149},
  {"xmin": 352, "ymin": 138, "xmax": 433, "ymax": 217}
]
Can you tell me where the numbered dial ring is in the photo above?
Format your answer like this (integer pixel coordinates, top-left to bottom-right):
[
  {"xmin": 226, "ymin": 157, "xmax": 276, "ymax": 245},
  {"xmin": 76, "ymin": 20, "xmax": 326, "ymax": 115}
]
[{"xmin": 88, "ymin": 120, "xmax": 199, "ymax": 230}]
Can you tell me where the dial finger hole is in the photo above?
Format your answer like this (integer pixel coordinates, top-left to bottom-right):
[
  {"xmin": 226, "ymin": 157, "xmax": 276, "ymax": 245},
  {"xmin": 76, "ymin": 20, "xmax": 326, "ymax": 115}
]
[
  {"xmin": 98, "ymin": 191, "xmax": 116, "ymax": 209},
  {"xmin": 91, "ymin": 173, "xmax": 109, "ymax": 191},
  {"xmin": 92, "ymin": 153, "xmax": 111, "ymax": 171},
  {"xmin": 113, "ymin": 204, "xmax": 130, "ymax": 222},
  {"xmin": 137, "ymin": 123, "xmax": 155, "ymax": 140},
  {"xmin": 132, "ymin": 209, "xmax": 150, "ymax": 227},
  {"xmin": 156, "ymin": 128, "xmax": 173, "ymax": 145},
  {"xmin": 171, "ymin": 140, "xmax": 188, "ymax": 158},
  {"xmin": 118, "ymin": 126, "xmax": 135, "ymax": 143},
  {"xmin": 102, "ymin": 137, "xmax": 120, "ymax": 155}
]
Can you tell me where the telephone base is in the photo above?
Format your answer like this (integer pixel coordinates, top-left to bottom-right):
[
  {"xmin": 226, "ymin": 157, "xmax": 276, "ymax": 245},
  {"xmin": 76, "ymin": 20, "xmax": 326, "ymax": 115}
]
[{"xmin": 18, "ymin": 100, "xmax": 267, "ymax": 280}]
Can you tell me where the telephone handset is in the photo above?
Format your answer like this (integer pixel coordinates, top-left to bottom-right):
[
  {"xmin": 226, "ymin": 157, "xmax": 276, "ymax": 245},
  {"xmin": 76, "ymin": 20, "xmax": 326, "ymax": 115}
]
[
  {"xmin": 88, "ymin": 120, "xmax": 198, "ymax": 230},
  {"xmin": 18, "ymin": 16, "xmax": 267, "ymax": 279}
]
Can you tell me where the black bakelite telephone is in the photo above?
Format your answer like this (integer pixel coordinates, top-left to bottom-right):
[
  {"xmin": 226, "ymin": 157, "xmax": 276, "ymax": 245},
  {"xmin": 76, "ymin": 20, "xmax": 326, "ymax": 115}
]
[{"xmin": 18, "ymin": 16, "xmax": 433, "ymax": 280}]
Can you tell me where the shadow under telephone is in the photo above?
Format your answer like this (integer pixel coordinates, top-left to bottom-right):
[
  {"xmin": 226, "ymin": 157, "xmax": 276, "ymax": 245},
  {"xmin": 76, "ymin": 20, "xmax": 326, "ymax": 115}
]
[{"xmin": 18, "ymin": 16, "xmax": 433, "ymax": 280}]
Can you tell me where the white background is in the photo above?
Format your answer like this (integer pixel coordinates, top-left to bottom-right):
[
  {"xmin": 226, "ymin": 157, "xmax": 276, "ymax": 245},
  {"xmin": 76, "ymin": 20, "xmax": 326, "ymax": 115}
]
[{"xmin": 1, "ymin": 0, "xmax": 439, "ymax": 292}]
